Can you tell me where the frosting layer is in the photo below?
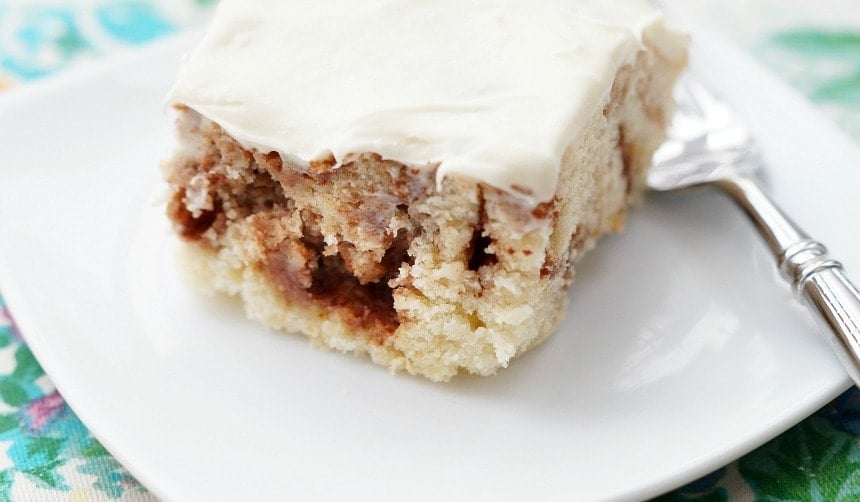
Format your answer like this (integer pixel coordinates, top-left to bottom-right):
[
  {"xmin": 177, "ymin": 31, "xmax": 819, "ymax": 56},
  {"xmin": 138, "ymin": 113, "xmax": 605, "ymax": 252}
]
[{"xmin": 167, "ymin": 0, "xmax": 679, "ymax": 204}]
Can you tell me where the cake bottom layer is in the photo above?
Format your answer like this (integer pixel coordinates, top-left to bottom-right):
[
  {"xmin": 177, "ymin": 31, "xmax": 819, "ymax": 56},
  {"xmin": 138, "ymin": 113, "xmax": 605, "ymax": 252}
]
[{"xmin": 162, "ymin": 43, "xmax": 683, "ymax": 381}]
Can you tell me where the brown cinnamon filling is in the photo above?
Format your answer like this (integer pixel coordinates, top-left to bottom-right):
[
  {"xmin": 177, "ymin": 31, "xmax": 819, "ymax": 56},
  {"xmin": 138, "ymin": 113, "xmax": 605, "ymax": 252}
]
[
  {"xmin": 168, "ymin": 189, "xmax": 222, "ymax": 240},
  {"xmin": 256, "ymin": 218, "xmax": 411, "ymax": 343},
  {"xmin": 309, "ymin": 254, "xmax": 402, "ymax": 343},
  {"xmin": 466, "ymin": 189, "xmax": 498, "ymax": 271},
  {"xmin": 260, "ymin": 240, "xmax": 402, "ymax": 343},
  {"xmin": 467, "ymin": 229, "xmax": 496, "ymax": 272},
  {"xmin": 169, "ymin": 171, "xmax": 413, "ymax": 342},
  {"xmin": 618, "ymin": 124, "xmax": 634, "ymax": 195}
]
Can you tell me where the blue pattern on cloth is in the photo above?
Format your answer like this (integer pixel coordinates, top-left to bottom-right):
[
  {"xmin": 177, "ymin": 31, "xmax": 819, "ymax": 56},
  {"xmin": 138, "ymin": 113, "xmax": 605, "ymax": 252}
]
[
  {"xmin": 95, "ymin": 2, "xmax": 173, "ymax": 44},
  {"xmin": 0, "ymin": 1, "xmax": 176, "ymax": 83},
  {"xmin": 0, "ymin": 296, "xmax": 149, "ymax": 499},
  {"xmin": 0, "ymin": 7, "xmax": 92, "ymax": 80}
]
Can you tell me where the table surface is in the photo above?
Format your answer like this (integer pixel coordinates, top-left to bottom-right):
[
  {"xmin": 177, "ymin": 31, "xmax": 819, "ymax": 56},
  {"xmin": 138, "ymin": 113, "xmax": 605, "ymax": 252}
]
[{"xmin": 1, "ymin": 1, "xmax": 859, "ymax": 500}]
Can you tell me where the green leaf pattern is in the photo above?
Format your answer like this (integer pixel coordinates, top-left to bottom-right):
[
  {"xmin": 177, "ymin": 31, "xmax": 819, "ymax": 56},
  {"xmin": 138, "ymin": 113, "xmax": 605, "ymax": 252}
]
[
  {"xmin": 739, "ymin": 417, "xmax": 860, "ymax": 501},
  {"xmin": 0, "ymin": 304, "xmax": 150, "ymax": 498},
  {"xmin": 761, "ymin": 29, "xmax": 860, "ymax": 137}
]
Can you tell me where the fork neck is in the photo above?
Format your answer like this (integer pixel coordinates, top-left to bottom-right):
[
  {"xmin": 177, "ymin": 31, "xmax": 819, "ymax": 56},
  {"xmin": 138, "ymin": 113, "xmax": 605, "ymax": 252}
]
[{"xmin": 716, "ymin": 174, "xmax": 808, "ymax": 258}]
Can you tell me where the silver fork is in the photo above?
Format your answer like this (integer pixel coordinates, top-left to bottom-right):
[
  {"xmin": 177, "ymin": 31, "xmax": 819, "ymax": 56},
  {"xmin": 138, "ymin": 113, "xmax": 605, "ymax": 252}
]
[{"xmin": 649, "ymin": 76, "xmax": 860, "ymax": 386}]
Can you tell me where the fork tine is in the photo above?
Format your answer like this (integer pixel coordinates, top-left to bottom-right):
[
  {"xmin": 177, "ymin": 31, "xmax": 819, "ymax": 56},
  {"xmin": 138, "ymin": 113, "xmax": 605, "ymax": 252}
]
[
  {"xmin": 649, "ymin": 73, "xmax": 760, "ymax": 191},
  {"xmin": 681, "ymin": 77, "xmax": 727, "ymax": 119},
  {"xmin": 673, "ymin": 79, "xmax": 703, "ymax": 116}
]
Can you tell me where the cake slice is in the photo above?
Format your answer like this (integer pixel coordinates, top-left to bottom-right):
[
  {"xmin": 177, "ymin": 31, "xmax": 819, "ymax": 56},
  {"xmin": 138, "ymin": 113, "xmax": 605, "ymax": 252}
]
[{"xmin": 162, "ymin": 0, "xmax": 687, "ymax": 381}]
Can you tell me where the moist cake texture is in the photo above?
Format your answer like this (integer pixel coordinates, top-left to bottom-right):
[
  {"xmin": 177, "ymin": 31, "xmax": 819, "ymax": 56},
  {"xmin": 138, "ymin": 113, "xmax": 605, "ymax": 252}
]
[{"xmin": 162, "ymin": 0, "xmax": 687, "ymax": 381}]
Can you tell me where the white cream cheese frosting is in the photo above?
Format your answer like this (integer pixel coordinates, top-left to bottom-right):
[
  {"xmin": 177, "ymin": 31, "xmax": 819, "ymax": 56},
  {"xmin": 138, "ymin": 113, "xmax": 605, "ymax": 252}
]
[{"xmin": 166, "ymin": 0, "xmax": 681, "ymax": 204}]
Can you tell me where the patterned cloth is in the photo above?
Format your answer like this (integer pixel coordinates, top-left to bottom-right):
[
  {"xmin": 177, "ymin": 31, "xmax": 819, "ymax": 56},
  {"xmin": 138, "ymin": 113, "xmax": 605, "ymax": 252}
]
[{"xmin": 0, "ymin": 1, "xmax": 858, "ymax": 500}]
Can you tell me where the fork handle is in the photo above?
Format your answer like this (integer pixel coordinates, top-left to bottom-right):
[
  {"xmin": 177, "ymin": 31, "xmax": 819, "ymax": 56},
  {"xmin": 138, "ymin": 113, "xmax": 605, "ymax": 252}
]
[
  {"xmin": 782, "ymin": 242, "xmax": 860, "ymax": 383},
  {"xmin": 719, "ymin": 174, "xmax": 860, "ymax": 386}
]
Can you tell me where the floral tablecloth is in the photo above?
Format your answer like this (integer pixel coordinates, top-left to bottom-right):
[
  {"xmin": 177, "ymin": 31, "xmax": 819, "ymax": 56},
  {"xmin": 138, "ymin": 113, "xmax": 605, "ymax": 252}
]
[{"xmin": 0, "ymin": 1, "xmax": 858, "ymax": 500}]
